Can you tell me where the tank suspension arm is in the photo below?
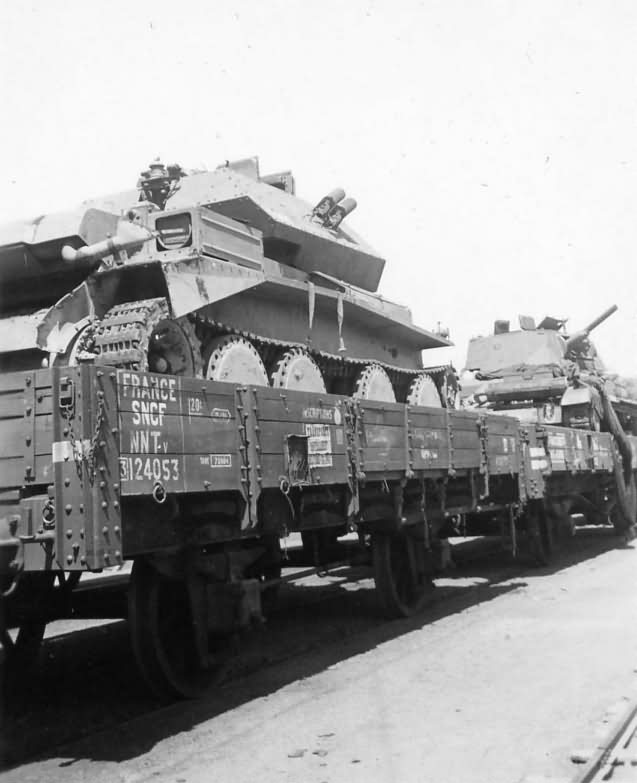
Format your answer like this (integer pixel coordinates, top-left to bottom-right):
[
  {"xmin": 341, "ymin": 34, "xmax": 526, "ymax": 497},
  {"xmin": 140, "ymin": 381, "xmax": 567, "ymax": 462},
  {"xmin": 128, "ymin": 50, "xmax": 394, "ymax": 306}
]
[{"xmin": 61, "ymin": 223, "xmax": 155, "ymax": 265}]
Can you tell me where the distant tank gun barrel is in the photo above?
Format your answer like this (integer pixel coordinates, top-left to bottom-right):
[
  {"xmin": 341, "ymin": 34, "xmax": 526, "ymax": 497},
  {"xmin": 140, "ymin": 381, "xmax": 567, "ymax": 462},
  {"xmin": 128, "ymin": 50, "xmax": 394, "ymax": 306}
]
[
  {"xmin": 565, "ymin": 304, "xmax": 618, "ymax": 354},
  {"xmin": 61, "ymin": 224, "xmax": 154, "ymax": 265},
  {"xmin": 581, "ymin": 304, "xmax": 618, "ymax": 335}
]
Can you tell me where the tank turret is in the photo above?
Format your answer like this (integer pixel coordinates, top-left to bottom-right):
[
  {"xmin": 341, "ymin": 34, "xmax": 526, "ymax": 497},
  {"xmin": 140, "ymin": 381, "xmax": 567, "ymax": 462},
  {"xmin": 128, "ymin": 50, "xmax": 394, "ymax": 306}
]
[
  {"xmin": 463, "ymin": 305, "xmax": 637, "ymax": 433},
  {"xmin": 0, "ymin": 156, "xmax": 455, "ymax": 407}
]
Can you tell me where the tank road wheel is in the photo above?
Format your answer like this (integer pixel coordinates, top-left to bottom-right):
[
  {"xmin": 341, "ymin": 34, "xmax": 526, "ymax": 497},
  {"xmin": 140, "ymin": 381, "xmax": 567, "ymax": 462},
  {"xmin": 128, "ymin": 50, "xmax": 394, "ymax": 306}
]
[
  {"xmin": 353, "ymin": 364, "xmax": 396, "ymax": 403},
  {"xmin": 128, "ymin": 558, "xmax": 216, "ymax": 701},
  {"xmin": 94, "ymin": 298, "xmax": 202, "ymax": 376},
  {"xmin": 406, "ymin": 373, "xmax": 442, "ymax": 407},
  {"xmin": 270, "ymin": 349, "xmax": 327, "ymax": 393},
  {"xmin": 372, "ymin": 531, "xmax": 433, "ymax": 618},
  {"xmin": 204, "ymin": 336, "xmax": 269, "ymax": 386}
]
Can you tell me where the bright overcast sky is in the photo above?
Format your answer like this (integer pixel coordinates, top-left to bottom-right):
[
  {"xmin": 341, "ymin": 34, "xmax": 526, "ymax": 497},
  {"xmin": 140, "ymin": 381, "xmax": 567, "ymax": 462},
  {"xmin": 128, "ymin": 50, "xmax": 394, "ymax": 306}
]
[{"xmin": 1, "ymin": 0, "xmax": 636, "ymax": 374}]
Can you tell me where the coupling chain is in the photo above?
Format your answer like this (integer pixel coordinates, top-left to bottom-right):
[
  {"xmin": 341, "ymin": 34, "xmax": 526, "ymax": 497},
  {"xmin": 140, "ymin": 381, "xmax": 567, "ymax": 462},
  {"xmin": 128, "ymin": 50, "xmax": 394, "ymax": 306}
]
[
  {"xmin": 61, "ymin": 406, "xmax": 84, "ymax": 481},
  {"xmin": 86, "ymin": 393, "xmax": 106, "ymax": 484}
]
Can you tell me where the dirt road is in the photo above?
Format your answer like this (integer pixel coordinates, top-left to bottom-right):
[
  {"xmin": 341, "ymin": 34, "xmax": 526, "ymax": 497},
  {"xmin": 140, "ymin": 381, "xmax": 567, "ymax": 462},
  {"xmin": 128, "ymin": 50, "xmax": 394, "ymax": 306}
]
[{"xmin": 3, "ymin": 532, "xmax": 637, "ymax": 783}]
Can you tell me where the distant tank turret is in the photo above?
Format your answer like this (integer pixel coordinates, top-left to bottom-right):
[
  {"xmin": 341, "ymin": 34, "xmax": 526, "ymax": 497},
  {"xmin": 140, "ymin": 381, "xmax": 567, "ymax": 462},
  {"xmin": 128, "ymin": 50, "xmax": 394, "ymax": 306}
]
[{"xmin": 462, "ymin": 305, "xmax": 637, "ymax": 434}]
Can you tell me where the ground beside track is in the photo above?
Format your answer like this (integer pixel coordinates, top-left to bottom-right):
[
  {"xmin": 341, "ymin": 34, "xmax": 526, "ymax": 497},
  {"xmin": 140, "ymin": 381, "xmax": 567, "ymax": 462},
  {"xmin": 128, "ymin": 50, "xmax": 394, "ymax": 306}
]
[{"xmin": 2, "ymin": 530, "xmax": 637, "ymax": 783}]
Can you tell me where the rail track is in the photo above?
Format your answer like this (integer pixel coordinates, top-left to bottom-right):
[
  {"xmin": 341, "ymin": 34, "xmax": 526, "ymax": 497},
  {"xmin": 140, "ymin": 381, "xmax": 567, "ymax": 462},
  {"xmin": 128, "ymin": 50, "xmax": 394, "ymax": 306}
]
[{"xmin": 571, "ymin": 700, "xmax": 637, "ymax": 782}]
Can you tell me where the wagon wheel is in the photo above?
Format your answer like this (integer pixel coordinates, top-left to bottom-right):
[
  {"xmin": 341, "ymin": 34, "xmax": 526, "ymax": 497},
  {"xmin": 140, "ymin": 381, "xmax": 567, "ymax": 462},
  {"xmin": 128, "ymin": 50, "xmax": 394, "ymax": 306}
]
[
  {"xmin": 245, "ymin": 536, "xmax": 282, "ymax": 616},
  {"xmin": 1, "ymin": 621, "xmax": 47, "ymax": 674},
  {"xmin": 372, "ymin": 531, "xmax": 433, "ymax": 618},
  {"xmin": 524, "ymin": 500, "xmax": 555, "ymax": 566},
  {"xmin": 128, "ymin": 558, "xmax": 218, "ymax": 701},
  {"xmin": 301, "ymin": 527, "xmax": 343, "ymax": 565}
]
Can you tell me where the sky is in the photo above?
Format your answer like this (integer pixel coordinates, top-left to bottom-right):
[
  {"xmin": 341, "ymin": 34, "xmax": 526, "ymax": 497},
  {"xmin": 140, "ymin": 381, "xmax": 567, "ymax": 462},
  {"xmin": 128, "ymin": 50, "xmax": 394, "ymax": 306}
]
[{"xmin": 1, "ymin": 0, "xmax": 636, "ymax": 374}]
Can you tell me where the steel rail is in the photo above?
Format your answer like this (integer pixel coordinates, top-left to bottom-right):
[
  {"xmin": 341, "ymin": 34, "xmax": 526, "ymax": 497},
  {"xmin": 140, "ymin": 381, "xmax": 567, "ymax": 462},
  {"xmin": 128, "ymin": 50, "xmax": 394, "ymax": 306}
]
[{"xmin": 572, "ymin": 699, "xmax": 637, "ymax": 782}]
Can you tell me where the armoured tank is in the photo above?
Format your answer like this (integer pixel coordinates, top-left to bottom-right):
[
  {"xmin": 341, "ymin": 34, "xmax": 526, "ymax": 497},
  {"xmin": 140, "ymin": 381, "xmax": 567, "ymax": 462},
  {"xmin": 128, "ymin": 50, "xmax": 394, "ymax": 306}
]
[
  {"xmin": 462, "ymin": 306, "xmax": 637, "ymax": 433},
  {"xmin": 0, "ymin": 157, "xmax": 454, "ymax": 405}
]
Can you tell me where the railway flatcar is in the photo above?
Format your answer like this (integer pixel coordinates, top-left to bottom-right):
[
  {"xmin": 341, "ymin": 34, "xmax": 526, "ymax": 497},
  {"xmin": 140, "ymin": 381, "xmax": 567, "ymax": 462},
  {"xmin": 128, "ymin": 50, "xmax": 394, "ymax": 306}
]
[{"xmin": 0, "ymin": 365, "xmax": 633, "ymax": 699}]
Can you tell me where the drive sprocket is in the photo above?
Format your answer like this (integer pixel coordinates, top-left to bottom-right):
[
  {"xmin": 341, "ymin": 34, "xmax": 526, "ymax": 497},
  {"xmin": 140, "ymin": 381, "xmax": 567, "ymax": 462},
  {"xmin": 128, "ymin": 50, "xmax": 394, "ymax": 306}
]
[{"xmin": 93, "ymin": 298, "xmax": 202, "ymax": 376}]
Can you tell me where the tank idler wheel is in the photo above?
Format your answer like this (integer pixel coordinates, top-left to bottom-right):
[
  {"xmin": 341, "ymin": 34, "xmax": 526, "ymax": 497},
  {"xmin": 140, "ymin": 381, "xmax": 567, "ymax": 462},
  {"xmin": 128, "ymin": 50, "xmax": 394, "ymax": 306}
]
[
  {"xmin": 204, "ymin": 335, "xmax": 269, "ymax": 386},
  {"xmin": 128, "ymin": 558, "xmax": 217, "ymax": 701},
  {"xmin": 406, "ymin": 373, "xmax": 442, "ymax": 408},
  {"xmin": 372, "ymin": 531, "xmax": 433, "ymax": 619},
  {"xmin": 353, "ymin": 364, "xmax": 396, "ymax": 403},
  {"xmin": 49, "ymin": 322, "xmax": 96, "ymax": 367},
  {"xmin": 270, "ymin": 348, "xmax": 327, "ymax": 393}
]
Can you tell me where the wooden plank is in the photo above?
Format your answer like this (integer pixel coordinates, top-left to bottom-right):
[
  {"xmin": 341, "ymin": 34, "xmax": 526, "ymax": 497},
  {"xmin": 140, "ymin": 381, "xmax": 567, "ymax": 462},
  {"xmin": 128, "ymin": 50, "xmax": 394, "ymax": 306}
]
[
  {"xmin": 359, "ymin": 422, "xmax": 406, "ymax": 450},
  {"xmin": 118, "ymin": 410, "xmax": 238, "ymax": 455},
  {"xmin": 116, "ymin": 370, "xmax": 237, "ymax": 420},
  {"xmin": 0, "ymin": 415, "xmax": 53, "ymax": 458},
  {"xmin": 358, "ymin": 447, "xmax": 406, "ymax": 473},
  {"xmin": 254, "ymin": 389, "xmax": 347, "ymax": 426},
  {"xmin": 451, "ymin": 448, "xmax": 482, "ymax": 470},
  {"xmin": 0, "ymin": 452, "xmax": 53, "ymax": 487},
  {"xmin": 590, "ymin": 432, "xmax": 613, "ymax": 470},
  {"xmin": 257, "ymin": 420, "xmax": 347, "ymax": 455},
  {"xmin": 449, "ymin": 430, "xmax": 481, "ymax": 449},
  {"xmin": 119, "ymin": 452, "xmax": 242, "ymax": 495},
  {"xmin": 260, "ymin": 453, "xmax": 349, "ymax": 487},
  {"xmin": 357, "ymin": 405, "xmax": 406, "ymax": 428}
]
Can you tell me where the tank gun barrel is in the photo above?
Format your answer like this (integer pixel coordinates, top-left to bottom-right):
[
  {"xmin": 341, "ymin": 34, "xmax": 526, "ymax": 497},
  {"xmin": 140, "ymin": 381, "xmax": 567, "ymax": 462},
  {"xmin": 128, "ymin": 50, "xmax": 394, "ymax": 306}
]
[
  {"xmin": 61, "ymin": 223, "xmax": 154, "ymax": 265},
  {"xmin": 581, "ymin": 304, "xmax": 618, "ymax": 335},
  {"xmin": 565, "ymin": 304, "xmax": 618, "ymax": 355}
]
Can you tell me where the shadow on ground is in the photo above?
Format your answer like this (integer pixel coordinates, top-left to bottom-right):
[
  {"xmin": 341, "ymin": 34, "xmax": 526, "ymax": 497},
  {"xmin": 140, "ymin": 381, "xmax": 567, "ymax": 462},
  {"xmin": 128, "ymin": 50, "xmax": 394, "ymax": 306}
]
[{"xmin": 1, "ymin": 526, "xmax": 629, "ymax": 770}]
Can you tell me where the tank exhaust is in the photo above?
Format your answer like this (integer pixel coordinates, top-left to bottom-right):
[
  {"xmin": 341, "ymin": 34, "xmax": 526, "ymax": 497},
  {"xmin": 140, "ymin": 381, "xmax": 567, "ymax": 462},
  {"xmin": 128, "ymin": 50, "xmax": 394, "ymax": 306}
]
[
  {"xmin": 324, "ymin": 197, "xmax": 357, "ymax": 229},
  {"xmin": 311, "ymin": 188, "xmax": 346, "ymax": 223},
  {"xmin": 310, "ymin": 188, "xmax": 358, "ymax": 230}
]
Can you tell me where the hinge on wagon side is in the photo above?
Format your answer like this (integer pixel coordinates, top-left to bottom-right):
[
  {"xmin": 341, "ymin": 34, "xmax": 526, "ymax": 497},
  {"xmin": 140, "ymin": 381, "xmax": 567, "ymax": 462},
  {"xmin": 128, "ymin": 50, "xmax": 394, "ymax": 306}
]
[{"xmin": 59, "ymin": 376, "xmax": 76, "ymax": 417}]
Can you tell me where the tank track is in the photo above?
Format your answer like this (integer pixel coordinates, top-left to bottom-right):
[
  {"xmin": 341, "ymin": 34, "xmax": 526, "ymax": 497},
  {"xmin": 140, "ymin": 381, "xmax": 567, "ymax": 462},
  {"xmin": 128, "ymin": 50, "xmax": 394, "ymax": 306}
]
[
  {"xmin": 192, "ymin": 314, "xmax": 452, "ymax": 396},
  {"xmin": 92, "ymin": 298, "xmax": 202, "ymax": 375},
  {"xmin": 92, "ymin": 299, "xmax": 166, "ymax": 370},
  {"xmin": 86, "ymin": 299, "xmax": 453, "ymax": 402}
]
